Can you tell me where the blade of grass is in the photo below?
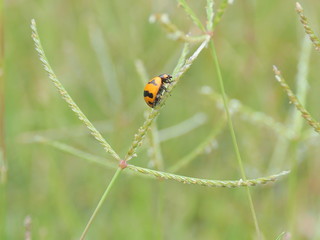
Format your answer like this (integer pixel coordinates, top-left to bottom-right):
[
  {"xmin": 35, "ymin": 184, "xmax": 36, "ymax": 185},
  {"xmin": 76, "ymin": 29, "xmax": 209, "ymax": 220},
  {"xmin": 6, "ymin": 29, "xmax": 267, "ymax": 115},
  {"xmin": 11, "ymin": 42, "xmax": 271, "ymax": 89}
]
[
  {"xmin": 209, "ymin": 39, "xmax": 262, "ymax": 238},
  {"xmin": 79, "ymin": 168, "xmax": 122, "ymax": 240}
]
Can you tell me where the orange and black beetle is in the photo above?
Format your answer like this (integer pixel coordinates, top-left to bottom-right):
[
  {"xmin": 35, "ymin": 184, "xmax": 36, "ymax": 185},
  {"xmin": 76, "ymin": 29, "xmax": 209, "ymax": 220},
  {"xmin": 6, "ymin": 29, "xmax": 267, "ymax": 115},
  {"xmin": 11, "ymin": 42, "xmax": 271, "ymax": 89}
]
[{"xmin": 143, "ymin": 74, "xmax": 172, "ymax": 108}]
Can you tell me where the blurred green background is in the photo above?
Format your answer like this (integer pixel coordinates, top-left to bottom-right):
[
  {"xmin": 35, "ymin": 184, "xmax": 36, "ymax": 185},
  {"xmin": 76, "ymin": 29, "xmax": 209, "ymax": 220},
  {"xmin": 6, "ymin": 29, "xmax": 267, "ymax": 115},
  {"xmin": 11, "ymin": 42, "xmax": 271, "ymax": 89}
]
[{"xmin": 4, "ymin": 0, "xmax": 320, "ymax": 239}]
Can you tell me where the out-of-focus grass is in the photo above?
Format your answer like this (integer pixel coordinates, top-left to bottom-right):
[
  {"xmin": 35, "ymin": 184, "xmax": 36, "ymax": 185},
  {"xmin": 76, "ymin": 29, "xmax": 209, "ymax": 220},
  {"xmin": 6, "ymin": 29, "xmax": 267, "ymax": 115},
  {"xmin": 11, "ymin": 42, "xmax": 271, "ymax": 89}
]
[{"xmin": 4, "ymin": 0, "xmax": 320, "ymax": 239}]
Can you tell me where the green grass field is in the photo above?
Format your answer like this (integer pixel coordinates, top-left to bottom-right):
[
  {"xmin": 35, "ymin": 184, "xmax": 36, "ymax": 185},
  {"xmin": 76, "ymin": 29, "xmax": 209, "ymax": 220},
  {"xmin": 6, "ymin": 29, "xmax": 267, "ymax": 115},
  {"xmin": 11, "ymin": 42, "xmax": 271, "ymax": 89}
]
[{"xmin": 3, "ymin": 0, "xmax": 320, "ymax": 239}]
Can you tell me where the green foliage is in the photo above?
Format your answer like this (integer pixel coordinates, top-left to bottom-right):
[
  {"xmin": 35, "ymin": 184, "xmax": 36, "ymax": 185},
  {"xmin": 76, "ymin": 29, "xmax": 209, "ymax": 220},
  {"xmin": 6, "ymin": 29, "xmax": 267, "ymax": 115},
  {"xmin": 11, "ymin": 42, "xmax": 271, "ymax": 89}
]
[{"xmin": 4, "ymin": 0, "xmax": 320, "ymax": 239}]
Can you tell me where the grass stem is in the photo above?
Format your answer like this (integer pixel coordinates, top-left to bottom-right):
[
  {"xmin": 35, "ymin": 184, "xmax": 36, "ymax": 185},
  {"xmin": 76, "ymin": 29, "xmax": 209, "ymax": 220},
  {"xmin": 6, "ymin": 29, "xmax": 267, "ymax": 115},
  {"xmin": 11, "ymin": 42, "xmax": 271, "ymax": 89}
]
[
  {"xmin": 79, "ymin": 168, "xmax": 122, "ymax": 240},
  {"xmin": 209, "ymin": 39, "xmax": 261, "ymax": 238}
]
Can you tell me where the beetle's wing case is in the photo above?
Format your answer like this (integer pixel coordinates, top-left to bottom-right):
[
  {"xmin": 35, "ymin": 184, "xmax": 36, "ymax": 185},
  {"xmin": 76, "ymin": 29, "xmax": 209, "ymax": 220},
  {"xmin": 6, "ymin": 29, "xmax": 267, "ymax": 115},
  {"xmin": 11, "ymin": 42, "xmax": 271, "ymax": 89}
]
[{"xmin": 143, "ymin": 76, "xmax": 162, "ymax": 107}]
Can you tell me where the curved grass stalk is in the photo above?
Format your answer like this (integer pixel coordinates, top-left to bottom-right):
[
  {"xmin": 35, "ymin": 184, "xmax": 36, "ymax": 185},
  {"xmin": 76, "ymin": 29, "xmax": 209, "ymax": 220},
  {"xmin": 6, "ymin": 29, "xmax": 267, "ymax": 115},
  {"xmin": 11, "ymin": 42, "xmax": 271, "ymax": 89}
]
[
  {"xmin": 30, "ymin": 19, "xmax": 121, "ymax": 161},
  {"xmin": 273, "ymin": 65, "xmax": 320, "ymax": 134},
  {"xmin": 296, "ymin": 2, "xmax": 320, "ymax": 52},
  {"xmin": 127, "ymin": 164, "xmax": 290, "ymax": 188}
]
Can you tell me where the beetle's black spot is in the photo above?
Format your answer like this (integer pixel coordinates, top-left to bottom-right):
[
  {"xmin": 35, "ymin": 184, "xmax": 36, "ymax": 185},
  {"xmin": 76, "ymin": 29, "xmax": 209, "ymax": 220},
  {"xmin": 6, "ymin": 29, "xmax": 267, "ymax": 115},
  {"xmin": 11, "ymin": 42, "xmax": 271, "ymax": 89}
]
[
  {"xmin": 144, "ymin": 90, "xmax": 153, "ymax": 98},
  {"xmin": 148, "ymin": 79, "xmax": 158, "ymax": 86},
  {"xmin": 148, "ymin": 101, "xmax": 154, "ymax": 107}
]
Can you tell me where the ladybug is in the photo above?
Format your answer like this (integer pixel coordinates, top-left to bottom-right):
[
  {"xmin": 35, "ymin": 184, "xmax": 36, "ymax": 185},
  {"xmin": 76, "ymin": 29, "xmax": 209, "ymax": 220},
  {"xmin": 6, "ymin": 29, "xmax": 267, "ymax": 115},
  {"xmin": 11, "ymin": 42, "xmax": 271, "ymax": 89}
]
[{"xmin": 143, "ymin": 74, "xmax": 173, "ymax": 108}]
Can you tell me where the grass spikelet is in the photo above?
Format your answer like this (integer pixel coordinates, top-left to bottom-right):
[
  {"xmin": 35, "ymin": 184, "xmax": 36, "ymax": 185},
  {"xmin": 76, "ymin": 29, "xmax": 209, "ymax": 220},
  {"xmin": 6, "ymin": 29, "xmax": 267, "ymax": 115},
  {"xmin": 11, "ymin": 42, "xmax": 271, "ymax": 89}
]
[
  {"xmin": 296, "ymin": 2, "xmax": 320, "ymax": 52},
  {"xmin": 206, "ymin": 0, "xmax": 214, "ymax": 32},
  {"xmin": 127, "ymin": 164, "xmax": 290, "ymax": 188},
  {"xmin": 273, "ymin": 65, "xmax": 320, "ymax": 134},
  {"xmin": 30, "ymin": 19, "xmax": 121, "ymax": 161},
  {"xmin": 213, "ymin": 0, "xmax": 231, "ymax": 28}
]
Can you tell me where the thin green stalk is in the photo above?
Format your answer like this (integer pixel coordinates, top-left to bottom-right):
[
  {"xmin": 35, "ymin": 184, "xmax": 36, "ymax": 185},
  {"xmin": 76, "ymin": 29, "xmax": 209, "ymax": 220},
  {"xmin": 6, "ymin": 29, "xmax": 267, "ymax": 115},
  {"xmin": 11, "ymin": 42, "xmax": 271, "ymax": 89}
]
[
  {"xmin": 80, "ymin": 168, "xmax": 122, "ymax": 240},
  {"xmin": 209, "ymin": 39, "xmax": 261, "ymax": 238}
]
